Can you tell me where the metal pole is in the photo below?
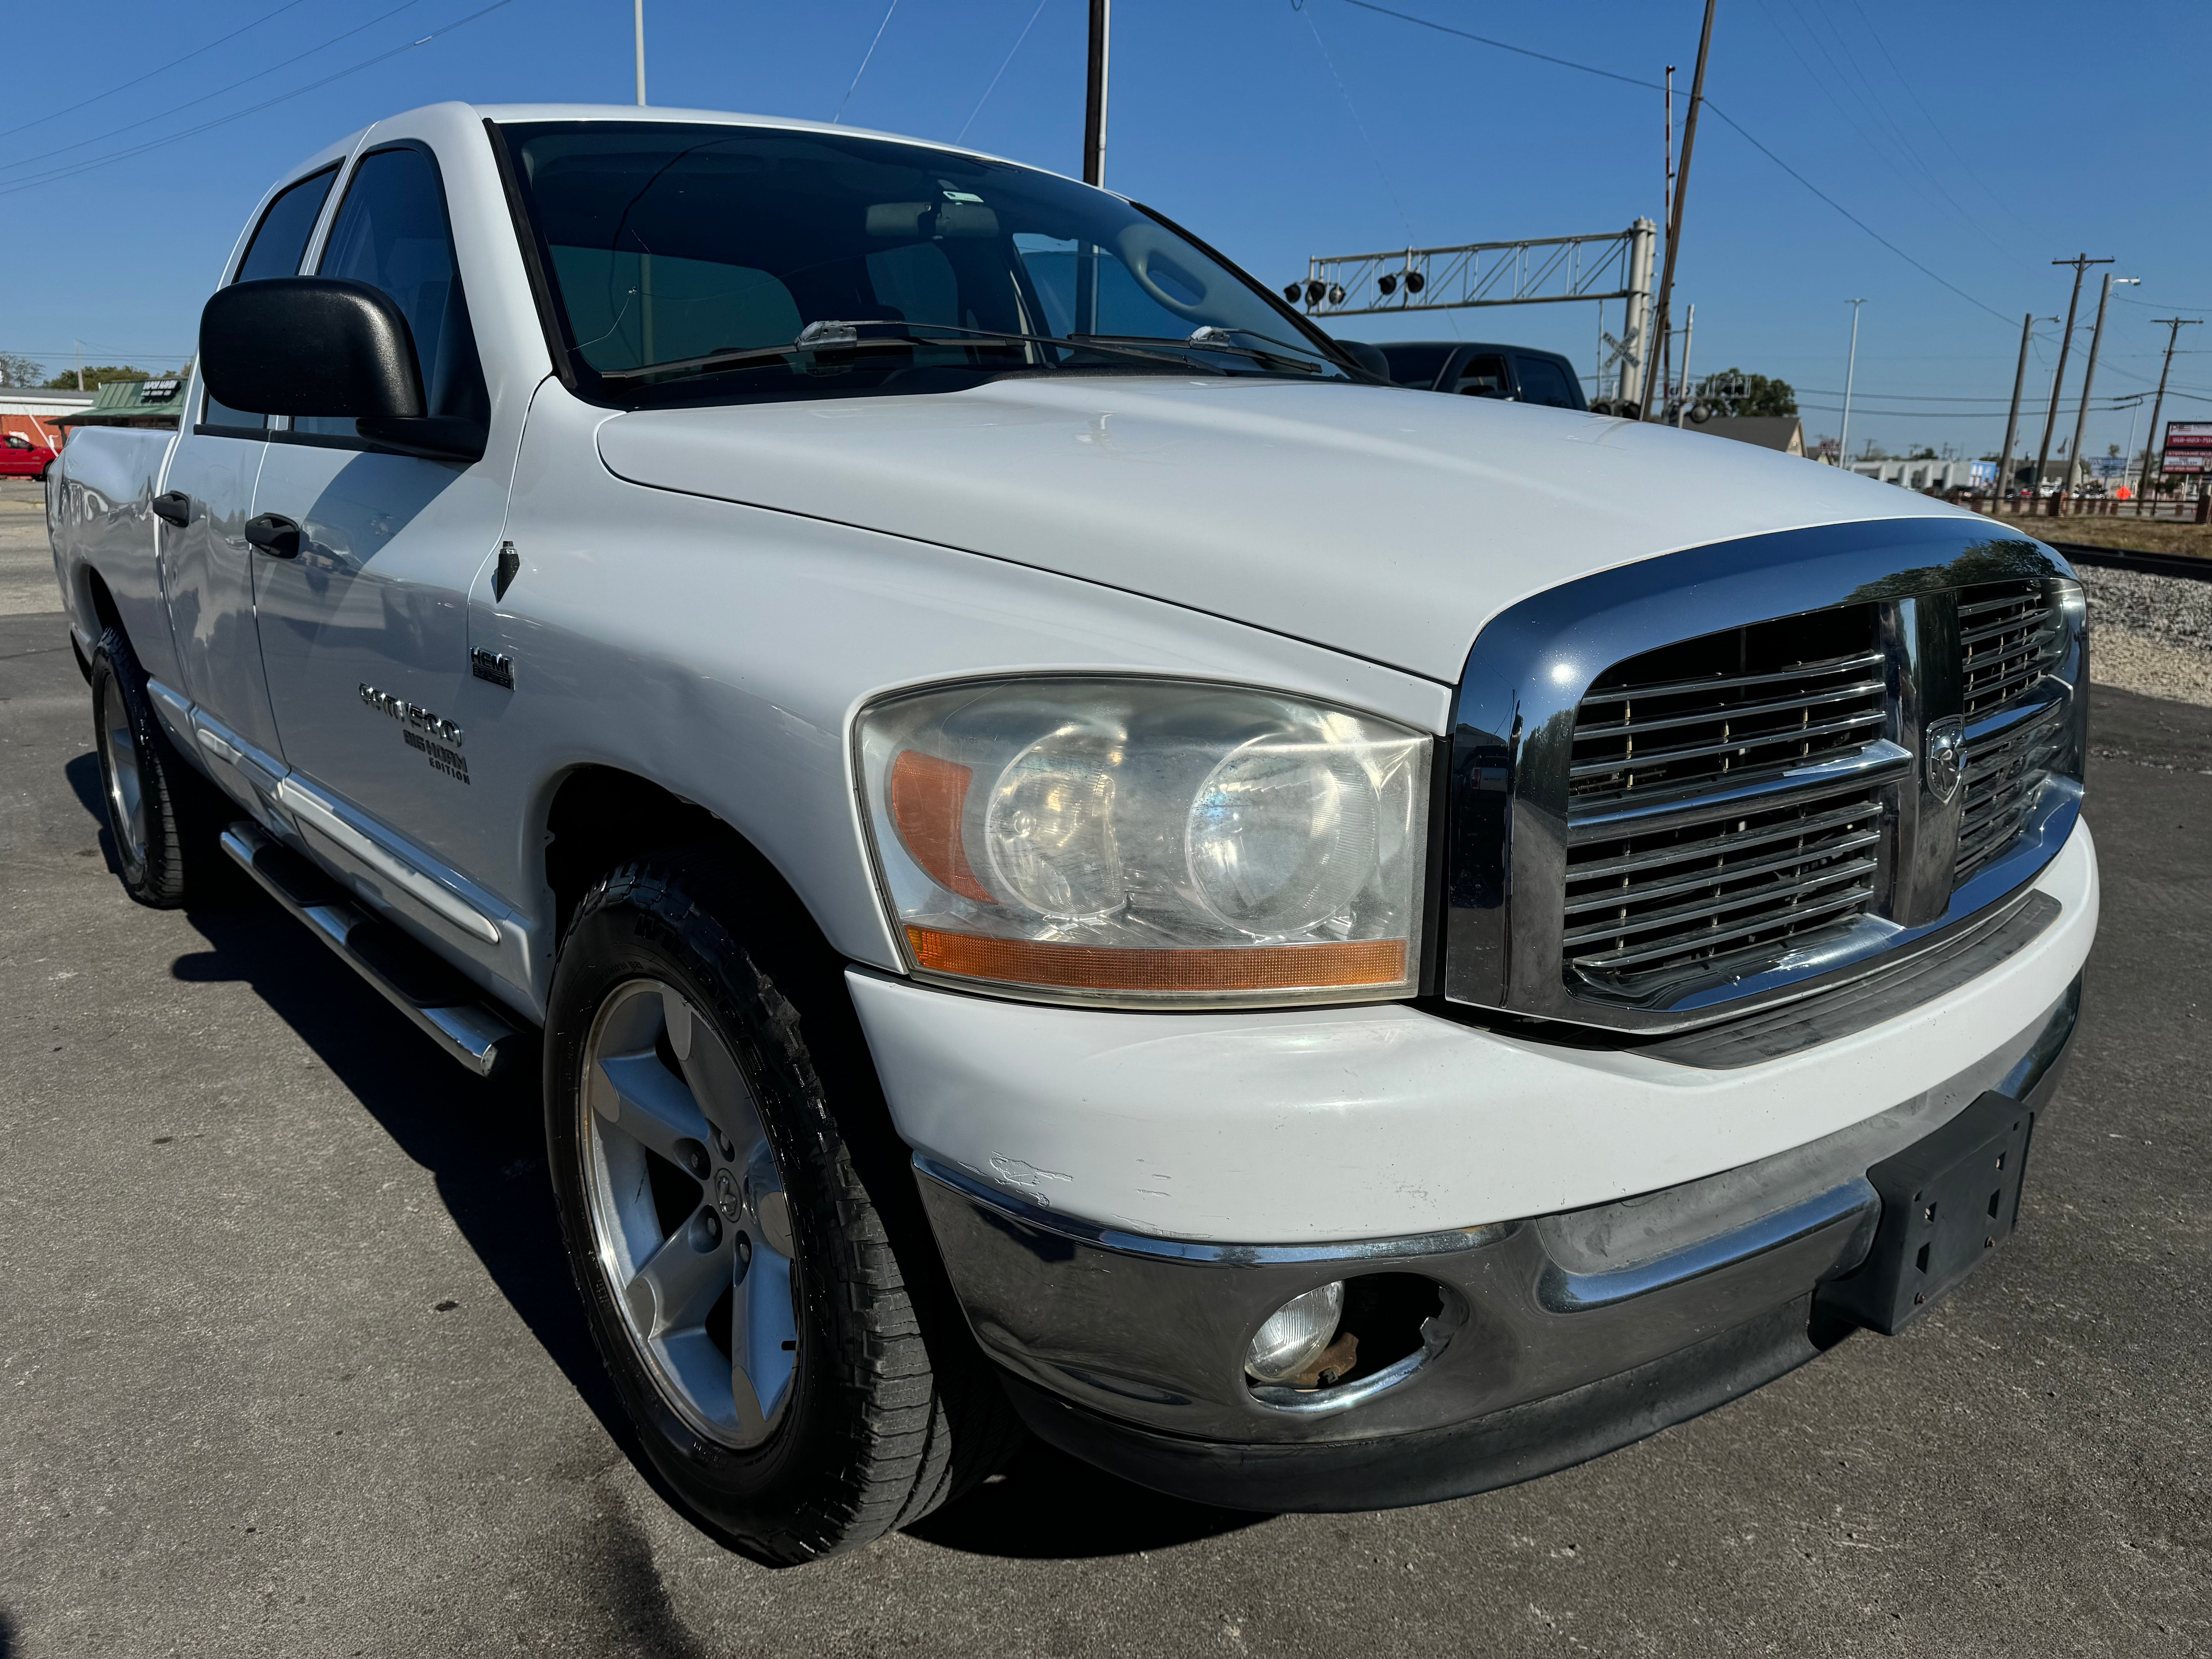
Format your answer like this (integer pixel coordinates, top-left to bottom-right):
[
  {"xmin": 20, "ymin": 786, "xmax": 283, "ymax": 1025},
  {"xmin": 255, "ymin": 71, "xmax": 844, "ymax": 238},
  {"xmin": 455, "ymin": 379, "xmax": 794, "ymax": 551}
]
[
  {"xmin": 1640, "ymin": 0, "xmax": 1714, "ymax": 421},
  {"xmin": 2141, "ymin": 316, "xmax": 2199, "ymax": 514},
  {"xmin": 2032, "ymin": 254, "xmax": 2108, "ymax": 510},
  {"xmin": 75, "ymin": 340, "xmax": 82, "ymax": 392},
  {"xmin": 1660, "ymin": 66, "xmax": 1674, "ymax": 414},
  {"xmin": 1082, "ymin": 0, "xmax": 1110, "ymax": 187},
  {"xmin": 1838, "ymin": 300, "xmax": 1864, "ymax": 467},
  {"xmin": 1618, "ymin": 218, "xmax": 1657, "ymax": 407},
  {"xmin": 1992, "ymin": 313, "xmax": 2035, "ymax": 512},
  {"xmin": 634, "ymin": 0, "xmax": 646, "ymax": 105},
  {"xmin": 1675, "ymin": 303, "xmax": 1695, "ymax": 428}
]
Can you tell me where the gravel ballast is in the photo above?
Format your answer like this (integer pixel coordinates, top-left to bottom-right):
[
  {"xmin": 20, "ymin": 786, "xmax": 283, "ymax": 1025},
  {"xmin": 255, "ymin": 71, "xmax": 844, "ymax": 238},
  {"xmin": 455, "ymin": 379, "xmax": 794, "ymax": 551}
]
[{"xmin": 2076, "ymin": 565, "xmax": 2212, "ymax": 707}]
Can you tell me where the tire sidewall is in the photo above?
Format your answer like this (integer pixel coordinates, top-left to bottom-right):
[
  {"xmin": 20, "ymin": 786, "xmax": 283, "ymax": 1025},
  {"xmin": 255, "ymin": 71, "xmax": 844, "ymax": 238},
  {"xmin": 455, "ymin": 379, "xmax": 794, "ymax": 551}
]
[
  {"xmin": 544, "ymin": 865, "xmax": 859, "ymax": 1553},
  {"xmin": 90, "ymin": 632, "xmax": 159, "ymax": 896}
]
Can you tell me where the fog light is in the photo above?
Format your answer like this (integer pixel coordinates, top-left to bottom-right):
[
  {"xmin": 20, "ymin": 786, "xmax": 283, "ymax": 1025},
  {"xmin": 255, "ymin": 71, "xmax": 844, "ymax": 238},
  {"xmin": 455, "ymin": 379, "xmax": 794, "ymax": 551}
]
[{"xmin": 1245, "ymin": 1281, "xmax": 1344, "ymax": 1382}]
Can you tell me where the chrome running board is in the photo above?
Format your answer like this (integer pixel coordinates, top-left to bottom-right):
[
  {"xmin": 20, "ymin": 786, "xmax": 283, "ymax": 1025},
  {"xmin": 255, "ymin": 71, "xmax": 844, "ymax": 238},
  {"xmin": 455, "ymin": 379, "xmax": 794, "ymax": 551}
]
[{"xmin": 220, "ymin": 821, "xmax": 524, "ymax": 1077}]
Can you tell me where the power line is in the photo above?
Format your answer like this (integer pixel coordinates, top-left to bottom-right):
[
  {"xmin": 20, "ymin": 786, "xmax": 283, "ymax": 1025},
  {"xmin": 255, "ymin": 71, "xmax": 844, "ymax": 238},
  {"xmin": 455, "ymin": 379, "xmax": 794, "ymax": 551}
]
[
  {"xmin": 0, "ymin": 0, "xmax": 313, "ymax": 142},
  {"xmin": 1330, "ymin": 0, "xmax": 2016, "ymax": 326},
  {"xmin": 958, "ymin": 0, "xmax": 1052, "ymax": 142},
  {"xmin": 832, "ymin": 0, "xmax": 902, "ymax": 124},
  {"xmin": 0, "ymin": 0, "xmax": 434, "ymax": 175},
  {"xmin": 0, "ymin": 0, "xmax": 519, "ymax": 198},
  {"xmin": 1300, "ymin": 2, "xmax": 1415, "ymax": 242}
]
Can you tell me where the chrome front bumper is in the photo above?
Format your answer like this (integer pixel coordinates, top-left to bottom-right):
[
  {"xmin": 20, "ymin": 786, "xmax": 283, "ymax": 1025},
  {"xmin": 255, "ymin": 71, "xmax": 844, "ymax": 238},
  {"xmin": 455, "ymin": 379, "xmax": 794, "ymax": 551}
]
[{"xmin": 915, "ymin": 982, "xmax": 2080, "ymax": 1510}]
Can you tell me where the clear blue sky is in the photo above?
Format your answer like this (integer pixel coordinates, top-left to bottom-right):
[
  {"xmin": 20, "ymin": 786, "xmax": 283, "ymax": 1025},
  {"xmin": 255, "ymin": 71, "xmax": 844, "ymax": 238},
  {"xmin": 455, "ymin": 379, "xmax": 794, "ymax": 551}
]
[{"xmin": 7, "ymin": 0, "xmax": 2208, "ymax": 460}]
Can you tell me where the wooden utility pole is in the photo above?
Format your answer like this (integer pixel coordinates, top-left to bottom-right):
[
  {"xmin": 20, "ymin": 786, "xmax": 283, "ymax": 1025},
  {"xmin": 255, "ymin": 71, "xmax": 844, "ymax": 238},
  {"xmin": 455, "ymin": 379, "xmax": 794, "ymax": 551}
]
[
  {"xmin": 1991, "ymin": 313, "xmax": 2037, "ymax": 511},
  {"xmin": 1083, "ymin": 0, "xmax": 1109, "ymax": 187},
  {"xmin": 2061, "ymin": 274, "xmax": 2133, "ymax": 514},
  {"xmin": 2032, "ymin": 254, "xmax": 2109, "ymax": 510},
  {"xmin": 1640, "ymin": 0, "xmax": 1713, "ymax": 421},
  {"xmin": 2140, "ymin": 316, "xmax": 2201, "ymax": 507}
]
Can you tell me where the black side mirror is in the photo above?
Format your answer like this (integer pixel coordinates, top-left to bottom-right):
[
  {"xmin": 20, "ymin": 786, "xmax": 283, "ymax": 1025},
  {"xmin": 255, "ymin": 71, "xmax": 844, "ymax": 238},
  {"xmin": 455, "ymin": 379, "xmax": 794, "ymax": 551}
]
[
  {"xmin": 202, "ymin": 277, "xmax": 424, "ymax": 419},
  {"xmin": 199, "ymin": 277, "xmax": 485, "ymax": 462}
]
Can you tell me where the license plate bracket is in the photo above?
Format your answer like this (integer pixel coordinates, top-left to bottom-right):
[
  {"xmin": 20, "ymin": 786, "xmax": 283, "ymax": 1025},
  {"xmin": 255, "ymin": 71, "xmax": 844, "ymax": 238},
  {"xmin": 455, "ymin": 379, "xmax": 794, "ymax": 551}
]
[{"xmin": 1814, "ymin": 1091, "xmax": 2036, "ymax": 1335}]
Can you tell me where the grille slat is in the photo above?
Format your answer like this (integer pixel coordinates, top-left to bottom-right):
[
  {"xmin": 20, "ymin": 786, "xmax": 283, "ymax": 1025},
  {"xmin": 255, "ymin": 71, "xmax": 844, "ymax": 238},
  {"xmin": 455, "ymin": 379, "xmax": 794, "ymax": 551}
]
[
  {"xmin": 1575, "ymin": 648, "xmax": 1885, "ymax": 708},
  {"xmin": 1565, "ymin": 797, "xmax": 1883, "ymax": 881},
  {"xmin": 1571, "ymin": 678, "xmax": 1887, "ymax": 742},
  {"xmin": 1566, "ymin": 708, "xmax": 1888, "ymax": 780},
  {"xmin": 1564, "ymin": 833, "xmax": 1882, "ymax": 919},
  {"xmin": 1563, "ymin": 856, "xmax": 1881, "ymax": 946},
  {"xmin": 1569, "ymin": 886, "xmax": 1877, "ymax": 971}
]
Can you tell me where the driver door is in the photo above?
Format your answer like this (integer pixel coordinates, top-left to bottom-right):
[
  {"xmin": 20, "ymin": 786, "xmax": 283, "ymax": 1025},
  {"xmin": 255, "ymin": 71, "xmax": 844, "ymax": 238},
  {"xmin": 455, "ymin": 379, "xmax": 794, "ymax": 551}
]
[{"xmin": 249, "ymin": 139, "xmax": 520, "ymax": 946}]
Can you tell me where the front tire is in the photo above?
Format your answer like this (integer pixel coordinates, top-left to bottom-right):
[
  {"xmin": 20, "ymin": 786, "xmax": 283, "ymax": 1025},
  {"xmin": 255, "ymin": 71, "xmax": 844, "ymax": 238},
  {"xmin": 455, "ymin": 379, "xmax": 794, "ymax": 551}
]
[{"xmin": 544, "ymin": 850, "xmax": 1018, "ymax": 1563}]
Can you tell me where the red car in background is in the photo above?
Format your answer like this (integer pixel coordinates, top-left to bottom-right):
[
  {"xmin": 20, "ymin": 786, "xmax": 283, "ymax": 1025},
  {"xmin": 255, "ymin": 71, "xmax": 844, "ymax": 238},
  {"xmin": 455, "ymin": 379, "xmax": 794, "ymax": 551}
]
[{"xmin": 1, "ymin": 430, "xmax": 58, "ymax": 479}]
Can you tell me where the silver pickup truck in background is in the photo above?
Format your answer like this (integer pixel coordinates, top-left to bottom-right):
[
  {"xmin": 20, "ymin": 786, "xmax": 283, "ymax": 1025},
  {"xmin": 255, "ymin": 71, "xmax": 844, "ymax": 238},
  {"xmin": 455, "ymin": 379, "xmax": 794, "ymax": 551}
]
[{"xmin": 47, "ymin": 101, "xmax": 2095, "ymax": 1564}]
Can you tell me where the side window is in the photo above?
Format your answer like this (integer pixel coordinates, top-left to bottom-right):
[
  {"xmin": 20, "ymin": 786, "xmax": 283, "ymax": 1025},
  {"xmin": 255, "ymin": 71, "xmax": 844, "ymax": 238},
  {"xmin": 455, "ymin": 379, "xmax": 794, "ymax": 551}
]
[
  {"xmin": 295, "ymin": 144, "xmax": 488, "ymax": 440},
  {"xmin": 200, "ymin": 166, "xmax": 338, "ymax": 435},
  {"xmin": 1513, "ymin": 356, "xmax": 1581, "ymax": 409},
  {"xmin": 1378, "ymin": 343, "xmax": 1454, "ymax": 390},
  {"xmin": 1452, "ymin": 354, "xmax": 1511, "ymax": 398}
]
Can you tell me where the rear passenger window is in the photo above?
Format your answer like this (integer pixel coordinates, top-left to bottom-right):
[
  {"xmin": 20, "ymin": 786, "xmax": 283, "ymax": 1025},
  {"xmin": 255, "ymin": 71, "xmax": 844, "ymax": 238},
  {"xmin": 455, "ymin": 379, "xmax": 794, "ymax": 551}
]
[
  {"xmin": 1513, "ymin": 356, "xmax": 1581, "ymax": 409},
  {"xmin": 201, "ymin": 166, "xmax": 338, "ymax": 435},
  {"xmin": 1453, "ymin": 354, "xmax": 1511, "ymax": 398},
  {"xmin": 295, "ymin": 144, "xmax": 488, "ymax": 440}
]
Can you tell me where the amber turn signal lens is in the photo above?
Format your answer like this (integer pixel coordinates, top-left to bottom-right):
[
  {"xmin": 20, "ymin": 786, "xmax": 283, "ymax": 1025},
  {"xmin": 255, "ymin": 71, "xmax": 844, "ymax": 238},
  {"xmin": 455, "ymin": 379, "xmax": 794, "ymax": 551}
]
[
  {"xmin": 888, "ymin": 750, "xmax": 996, "ymax": 904},
  {"xmin": 905, "ymin": 926, "xmax": 1407, "ymax": 993}
]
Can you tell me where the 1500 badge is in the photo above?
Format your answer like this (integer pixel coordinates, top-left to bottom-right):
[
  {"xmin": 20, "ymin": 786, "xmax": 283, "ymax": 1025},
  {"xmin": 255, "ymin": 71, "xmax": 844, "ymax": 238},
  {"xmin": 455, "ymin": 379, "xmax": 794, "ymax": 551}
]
[{"xmin": 359, "ymin": 683, "xmax": 469, "ymax": 784}]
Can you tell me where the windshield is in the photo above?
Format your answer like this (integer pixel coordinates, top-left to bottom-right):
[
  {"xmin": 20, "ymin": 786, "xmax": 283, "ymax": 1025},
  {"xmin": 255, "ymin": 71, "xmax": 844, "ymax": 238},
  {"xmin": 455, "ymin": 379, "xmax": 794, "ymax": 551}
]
[{"xmin": 498, "ymin": 121, "xmax": 1358, "ymax": 404}]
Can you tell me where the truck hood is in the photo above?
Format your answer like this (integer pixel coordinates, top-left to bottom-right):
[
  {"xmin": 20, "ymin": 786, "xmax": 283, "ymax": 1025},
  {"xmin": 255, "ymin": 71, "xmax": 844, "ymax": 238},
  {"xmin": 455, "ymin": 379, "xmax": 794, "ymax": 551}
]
[{"xmin": 596, "ymin": 377, "xmax": 1968, "ymax": 685}]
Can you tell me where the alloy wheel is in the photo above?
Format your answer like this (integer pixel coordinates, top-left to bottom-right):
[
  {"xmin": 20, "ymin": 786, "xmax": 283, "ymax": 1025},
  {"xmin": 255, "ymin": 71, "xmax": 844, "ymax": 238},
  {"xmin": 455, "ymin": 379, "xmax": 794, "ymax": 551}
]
[{"xmin": 579, "ymin": 977, "xmax": 800, "ymax": 1448}]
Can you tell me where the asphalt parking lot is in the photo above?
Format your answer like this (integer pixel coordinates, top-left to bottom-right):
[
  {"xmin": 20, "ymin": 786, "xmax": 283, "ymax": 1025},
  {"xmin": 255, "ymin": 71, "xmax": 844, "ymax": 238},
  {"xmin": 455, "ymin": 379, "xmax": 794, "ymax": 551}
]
[{"xmin": 2, "ymin": 480, "xmax": 2206, "ymax": 1656}]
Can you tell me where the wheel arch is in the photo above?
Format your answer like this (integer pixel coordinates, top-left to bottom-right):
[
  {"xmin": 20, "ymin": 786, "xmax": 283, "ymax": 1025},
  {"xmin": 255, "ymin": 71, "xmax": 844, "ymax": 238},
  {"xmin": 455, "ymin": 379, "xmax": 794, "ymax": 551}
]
[{"xmin": 539, "ymin": 764, "xmax": 852, "ymax": 982}]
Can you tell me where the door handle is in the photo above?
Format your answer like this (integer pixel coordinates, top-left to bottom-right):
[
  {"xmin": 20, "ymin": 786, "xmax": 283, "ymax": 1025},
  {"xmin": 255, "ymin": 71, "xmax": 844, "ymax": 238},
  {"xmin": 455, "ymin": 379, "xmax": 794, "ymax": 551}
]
[
  {"xmin": 243, "ymin": 513, "xmax": 302, "ymax": 558},
  {"xmin": 151, "ymin": 490, "xmax": 191, "ymax": 529}
]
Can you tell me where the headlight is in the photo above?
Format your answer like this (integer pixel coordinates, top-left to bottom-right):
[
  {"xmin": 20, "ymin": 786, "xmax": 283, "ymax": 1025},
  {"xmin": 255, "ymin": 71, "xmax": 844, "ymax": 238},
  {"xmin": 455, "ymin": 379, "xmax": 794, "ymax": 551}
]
[{"xmin": 857, "ymin": 677, "xmax": 1432, "ymax": 1007}]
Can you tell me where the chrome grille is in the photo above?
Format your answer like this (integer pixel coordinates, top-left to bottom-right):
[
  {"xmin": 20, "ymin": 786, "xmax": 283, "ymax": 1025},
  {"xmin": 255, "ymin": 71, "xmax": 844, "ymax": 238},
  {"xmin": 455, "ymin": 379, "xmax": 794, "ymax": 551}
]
[
  {"xmin": 1954, "ymin": 580, "xmax": 2068, "ymax": 884},
  {"xmin": 1563, "ymin": 606, "xmax": 1887, "ymax": 988}
]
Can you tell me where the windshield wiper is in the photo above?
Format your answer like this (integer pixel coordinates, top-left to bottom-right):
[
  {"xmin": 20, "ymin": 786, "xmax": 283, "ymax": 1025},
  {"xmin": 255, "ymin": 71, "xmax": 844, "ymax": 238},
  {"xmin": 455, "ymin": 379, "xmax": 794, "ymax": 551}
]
[
  {"xmin": 598, "ymin": 320, "xmax": 1226, "ymax": 386},
  {"xmin": 1068, "ymin": 327, "xmax": 1343, "ymax": 377}
]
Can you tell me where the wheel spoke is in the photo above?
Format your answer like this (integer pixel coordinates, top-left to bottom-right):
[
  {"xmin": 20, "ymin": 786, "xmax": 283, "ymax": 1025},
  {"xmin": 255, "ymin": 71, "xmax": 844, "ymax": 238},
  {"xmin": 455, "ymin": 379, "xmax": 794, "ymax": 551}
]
[
  {"xmin": 675, "ymin": 1013, "xmax": 764, "ymax": 1154},
  {"xmin": 622, "ymin": 1206, "xmax": 734, "ymax": 1338},
  {"xmin": 592, "ymin": 1051, "xmax": 711, "ymax": 1163},
  {"xmin": 731, "ymin": 1236, "xmax": 797, "ymax": 1442}
]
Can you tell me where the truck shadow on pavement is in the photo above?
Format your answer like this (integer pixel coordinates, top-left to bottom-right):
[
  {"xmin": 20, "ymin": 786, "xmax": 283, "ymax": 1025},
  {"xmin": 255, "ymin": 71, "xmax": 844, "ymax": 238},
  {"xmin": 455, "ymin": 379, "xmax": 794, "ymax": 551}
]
[{"xmin": 85, "ymin": 778, "xmax": 1268, "ymax": 1560}]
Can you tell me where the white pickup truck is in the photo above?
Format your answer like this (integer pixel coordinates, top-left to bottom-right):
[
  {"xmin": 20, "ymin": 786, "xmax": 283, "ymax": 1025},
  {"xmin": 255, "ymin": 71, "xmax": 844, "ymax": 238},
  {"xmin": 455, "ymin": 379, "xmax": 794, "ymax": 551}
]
[{"xmin": 48, "ymin": 102, "xmax": 2095, "ymax": 1563}]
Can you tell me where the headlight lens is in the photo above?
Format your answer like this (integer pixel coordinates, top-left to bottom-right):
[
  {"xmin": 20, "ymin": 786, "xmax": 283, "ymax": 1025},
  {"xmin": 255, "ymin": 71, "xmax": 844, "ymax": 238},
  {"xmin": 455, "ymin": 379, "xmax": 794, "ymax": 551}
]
[{"xmin": 858, "ymin": 678, "xmax": 1431, "ymax": 1007}]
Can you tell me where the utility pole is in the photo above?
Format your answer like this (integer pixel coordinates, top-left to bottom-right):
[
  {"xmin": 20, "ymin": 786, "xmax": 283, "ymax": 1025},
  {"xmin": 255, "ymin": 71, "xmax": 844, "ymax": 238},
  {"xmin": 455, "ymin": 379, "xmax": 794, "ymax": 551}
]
[
  {"xmin": 1640, "ymin": 0, "xmax": 1714, "ymax": 421},
  {"xmin": 1838, "ymin": 299, "xmax": 1865, "ymax": 469},
  {"xmin": 2062, "ymin": 274, "xmax": 2135, "ymax": 514},
  {"xmin": 634, "ymin": 0, "xmax": 646, "ymax": 105},
  {"xmin": 2140, "ymin": 316, "xmax": 2200, "ymax": 510},
  {"xmin": 1082, "ymin": 0, "xmax": 1110, "ymax": 187},
  {"xmin": 74, "ymin": 340, "xmax": 82, "ymax": 392},
  {"xmin": 1991, "ymin": 313, "xmax": 2039, "ymax": 512},
  {"xmin": 2032, "ymin": 254, "xmax": 2110, "ymax": 512}
]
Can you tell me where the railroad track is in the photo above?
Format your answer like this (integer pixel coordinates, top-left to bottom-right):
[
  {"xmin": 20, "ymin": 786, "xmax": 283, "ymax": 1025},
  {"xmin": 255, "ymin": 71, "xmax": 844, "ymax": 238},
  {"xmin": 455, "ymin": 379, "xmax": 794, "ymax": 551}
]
[{"xmin": 2045, "ymin": 539, "xmax": 2212, "ymax": 583}]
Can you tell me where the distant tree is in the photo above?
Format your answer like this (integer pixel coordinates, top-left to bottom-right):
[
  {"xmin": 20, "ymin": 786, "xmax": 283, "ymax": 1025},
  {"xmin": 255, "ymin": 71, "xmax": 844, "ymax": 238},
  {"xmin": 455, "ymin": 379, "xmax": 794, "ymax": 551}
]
[
  {"xmin": 1698, "ymin": 367, "xmax": 1798, "ymax": 418},
  {"xmin": 41, "ymin": 364, "xmax": 153, "ymax": 391},
  {"xmin": 0, "ymin": 352, "xmax": 45, "ymax": 386},
  {"xmin": 1909, "ymin": 446, "xmax": 1938, "ymax": 460}
]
